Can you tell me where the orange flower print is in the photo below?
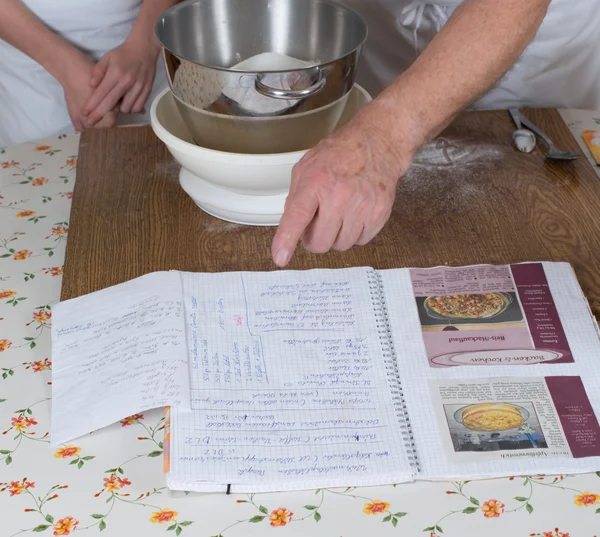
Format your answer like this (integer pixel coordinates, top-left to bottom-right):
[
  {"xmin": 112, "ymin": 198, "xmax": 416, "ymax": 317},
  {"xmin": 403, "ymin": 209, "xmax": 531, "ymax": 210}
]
[
  {"xmin": 10, "ymin": 416, "xmax": 27, "ymax": 431},
  {"xmin": 574, "ymin": 492, "xmax": 600, "ymax": 506},
  {"xmin": 33, "ymin": 310, "xmax": 52, "ymax": 323},
  {"xmin": 0, "ymin": 290, "xmax": 16, "ymax": 299},
  {"xmin": 7, "ymin": 479, "xmax": 34, "ymax": 496},
  {"xmin": 45, "ymin": 266, "xmax": 64, "ymax": 276},
  {"xmin": 51, "ymin": 225, "xmax": 68, "ymax": 236},
  {"xmin": 120, "ymin": 413, "xmax": 144, "ymax": 426},
  {"xmin": 11, "ymin": 416, "xmax": 37, "ymax": 431},
  {"xmin": 54, "ymin": 445, "xmax": 81, "ymax": 459},
  {"xmin": 0, "ymin": 339, "xmax": 12, "ymax": 352},
  {"xmin": 31, "ymin": 177, "xmax": 48, "ymax": 186},
  {"xmin": 269, "ymin": 507, "xmax": 293, "ymax": 527},
  {"xmin": 15, "ymin": 210, "xmax": 35, "ymax": 218},
  {"xmin": 533, "ymin": 529, "xmax": 571, "ymax": 537},
  {"xmin": 8, "ymin": 481, "xmax": 24, "ymax": 496},
  {"xmin": 13, "ymin": 250, "xmax": 32, "ymax": 260},
  {"xmin": 482, "ymin": 499, "xmax": 505, "ymax": 518},
  {"xmin": 2, "ymin": 160, "xmax": 19, "ymax": 168},
  {"xmin": 103, "ymin": 475, "xmax": 120, "ymax": 493},
  {"xmin": 66, "ymin": 158, "xmax": 76, "ymax": 167},
  {"xmin": 363, "ymin": 500, "xmax": 390, "ymax": 515},
  {"xmin": 34, "ymin": 145, "xmax": 52, "ymax": 152},
  {"xmin": 30, "ymin": 358, "xmax": 52, "ymax": 372},
  {"xmin": 103, "ymin": 475, "xmax": 131, "ymax": 493},
  {"xmin": 149, "ymin": 508, "xmax": 178, "ymax": 524},
  {"xmin": 53, "ymin": 516, "xmax": 79, "ymax": 536}
]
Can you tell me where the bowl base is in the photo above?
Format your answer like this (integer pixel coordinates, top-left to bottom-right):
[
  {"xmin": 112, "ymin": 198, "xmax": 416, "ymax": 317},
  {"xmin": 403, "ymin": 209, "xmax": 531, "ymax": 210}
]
[{"xmin": 179, "ymin": 168, "xmax": 286, "ymax": 226}]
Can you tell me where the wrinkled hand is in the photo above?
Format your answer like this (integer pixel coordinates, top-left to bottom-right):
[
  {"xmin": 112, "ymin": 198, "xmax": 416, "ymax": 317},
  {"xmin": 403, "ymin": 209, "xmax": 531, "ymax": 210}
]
[
  {"xmin": 271, "ymin": 106, "xmax": 412, "ymax": 267},
  {"xmin": 82, "ymin": 38, "xmax": 158, "ymax": 127},
  {"xmin": 62, "ymin": 56, "xmax": 118, "ymax": 132}
]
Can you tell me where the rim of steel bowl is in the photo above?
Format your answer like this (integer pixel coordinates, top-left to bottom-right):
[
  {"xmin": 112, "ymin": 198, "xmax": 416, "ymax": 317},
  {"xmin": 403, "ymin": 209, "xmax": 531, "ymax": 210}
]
[{"xmin": 154, "ymin": 0, "xmax": 368, "ymax": 73}]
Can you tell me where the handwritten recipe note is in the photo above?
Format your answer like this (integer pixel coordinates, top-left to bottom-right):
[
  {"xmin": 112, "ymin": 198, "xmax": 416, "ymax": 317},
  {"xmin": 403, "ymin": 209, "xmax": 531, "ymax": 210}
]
[
  {"xmin": 168, "ymin": 269, "xmax": 412, "ymax": 492},
  {"xmin": 51, "ymin": 272, "xmax": 190, "ymax": 445}
]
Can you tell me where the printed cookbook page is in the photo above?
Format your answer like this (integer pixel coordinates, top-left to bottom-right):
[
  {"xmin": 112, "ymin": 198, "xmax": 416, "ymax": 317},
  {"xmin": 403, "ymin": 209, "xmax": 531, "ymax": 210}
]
[
  {"xmin": 411, "ymin": 263, "xmax": 574, "ymax": 367},
  {"xmin": 168, "ymin": 267, "xmax": 415, "ymax": 492},
  {"xmin": 379, "ymin": 262, "xmax": 600, "ymax": 479}
]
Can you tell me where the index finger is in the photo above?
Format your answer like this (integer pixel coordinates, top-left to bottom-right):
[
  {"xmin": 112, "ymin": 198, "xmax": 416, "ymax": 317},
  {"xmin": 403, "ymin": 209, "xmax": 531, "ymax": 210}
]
[{"xmin": 272, "ymin": 190, "xmax": 319, "ymax": 267}]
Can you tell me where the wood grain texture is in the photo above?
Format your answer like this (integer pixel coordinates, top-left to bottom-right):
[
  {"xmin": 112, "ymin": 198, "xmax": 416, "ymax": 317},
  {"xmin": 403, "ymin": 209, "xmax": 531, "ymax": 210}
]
[{"xmin": 62, "ymin": 109, "xmax": 600, "ymax": 319}]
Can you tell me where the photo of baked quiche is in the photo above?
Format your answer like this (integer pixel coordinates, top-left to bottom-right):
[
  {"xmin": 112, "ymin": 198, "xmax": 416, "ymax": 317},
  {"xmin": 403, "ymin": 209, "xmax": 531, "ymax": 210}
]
[
  {"xmin": 424, "ymin": 292, "xmax": 509, "ymax": 320},
  {"xmin": 456, "ymin": 403, "xmax": 527, "ymax": 432}
]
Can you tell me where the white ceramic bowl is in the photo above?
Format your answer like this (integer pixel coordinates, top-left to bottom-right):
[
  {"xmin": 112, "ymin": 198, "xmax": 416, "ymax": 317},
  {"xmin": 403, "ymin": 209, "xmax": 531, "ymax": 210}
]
[
  {"xmin": 150, "ymin": 85, "xmax": 372, "ymax": 196},
  {"xmin": 178, "ymin": 168, "xmax": 288, "ymax": 226}
]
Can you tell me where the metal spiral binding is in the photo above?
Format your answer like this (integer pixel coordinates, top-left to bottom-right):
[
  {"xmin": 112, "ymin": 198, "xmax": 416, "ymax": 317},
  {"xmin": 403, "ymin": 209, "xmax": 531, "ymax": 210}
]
[{"xmin": 367, "ymin": 269, "xmax": 421, "ymax": 471}]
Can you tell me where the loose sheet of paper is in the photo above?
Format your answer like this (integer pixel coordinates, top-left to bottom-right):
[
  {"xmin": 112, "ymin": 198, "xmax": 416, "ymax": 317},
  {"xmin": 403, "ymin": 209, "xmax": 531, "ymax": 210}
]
[
  {"xmin": 167, "ymin": 268, "xmax": 414, "ymax": 492},
  {"xmin": 51, "ymin": 272, "xmax": 190, "ymax": 445}
]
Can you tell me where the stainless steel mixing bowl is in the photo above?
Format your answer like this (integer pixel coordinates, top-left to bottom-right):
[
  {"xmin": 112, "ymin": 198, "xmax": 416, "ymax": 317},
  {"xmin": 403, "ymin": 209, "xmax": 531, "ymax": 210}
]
[
  {"xmin": 169, "ymin": 90, "xmax": 351, "ymax": 154},
  {"xmin": 154, "ymin": 0, "xmax": 368, "ymax": 117}
]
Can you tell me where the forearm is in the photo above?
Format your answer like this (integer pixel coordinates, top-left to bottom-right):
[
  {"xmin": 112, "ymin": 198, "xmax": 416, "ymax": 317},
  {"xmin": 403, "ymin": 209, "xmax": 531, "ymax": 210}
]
[
  {"xmin": 126, "ymin": 0, "xmax": 180, "ymax": 53},
  {"xmin": 0, "ymin": 0, "xmax": 88, "ymax": 85},
  {"xmin": 373, "ymin": 0, "xmax": 551, "ymax": 166}
]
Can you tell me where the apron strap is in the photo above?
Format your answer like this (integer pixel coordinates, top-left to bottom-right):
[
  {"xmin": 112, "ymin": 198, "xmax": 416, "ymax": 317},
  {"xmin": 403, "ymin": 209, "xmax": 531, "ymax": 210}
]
[{"xmin": 400, "ymin": 2, "xmax": 451, "ymax": 56}]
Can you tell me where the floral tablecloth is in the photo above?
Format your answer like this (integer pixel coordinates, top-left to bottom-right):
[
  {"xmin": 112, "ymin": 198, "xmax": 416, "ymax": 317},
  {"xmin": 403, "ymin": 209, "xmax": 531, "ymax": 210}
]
[{"xmin": 2, "ymin": 115, "xmax": 600, "ymax": 537}]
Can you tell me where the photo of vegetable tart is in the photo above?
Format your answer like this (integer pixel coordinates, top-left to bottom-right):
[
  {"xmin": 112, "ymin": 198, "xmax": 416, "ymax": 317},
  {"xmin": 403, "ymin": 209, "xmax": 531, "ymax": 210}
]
[
  {"xmin": 424, "ymin": 292, "xmax": 509, "ymax": 320},
  {"xmin": 460, "ymin": 403, "xmax": 526, "ymax": 432}
]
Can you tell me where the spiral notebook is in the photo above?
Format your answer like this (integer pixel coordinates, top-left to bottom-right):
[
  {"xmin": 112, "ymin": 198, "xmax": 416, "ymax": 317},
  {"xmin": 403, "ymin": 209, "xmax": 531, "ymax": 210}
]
[{"xmin": 51, "ymin": 263, "xmax": 600, "ymax": 493}]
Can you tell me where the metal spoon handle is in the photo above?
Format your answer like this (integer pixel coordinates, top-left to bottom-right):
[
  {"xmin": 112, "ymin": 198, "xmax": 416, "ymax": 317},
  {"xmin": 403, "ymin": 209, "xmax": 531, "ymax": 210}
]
[
  {"xmin": 513, "ymin": 112, "xmax": 556, "ymax": 151},
  {"xmin": 509, "ymin": 108, "xmax": 523, "ymax": 129}
]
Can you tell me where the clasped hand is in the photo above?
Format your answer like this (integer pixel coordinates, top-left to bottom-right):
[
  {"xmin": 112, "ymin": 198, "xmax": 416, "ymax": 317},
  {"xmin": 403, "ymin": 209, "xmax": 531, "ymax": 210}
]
[
  {"xmin": 64, "ymin": 37, "xmax": 157, "ymax": 132},
  {"xmin": 84, "ymin": 37, "xmax": 158, "ymax": 127}
]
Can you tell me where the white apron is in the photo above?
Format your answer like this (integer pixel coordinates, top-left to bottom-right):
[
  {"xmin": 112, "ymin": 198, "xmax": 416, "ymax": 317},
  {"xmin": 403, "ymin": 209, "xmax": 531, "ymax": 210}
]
[
  {"xmin": 0, "ymin": 0, "xmax": 168, "ymax": 147},
  {"xmin": 340, "ymin": 0, "xmax": 600, "ymax": 110}
]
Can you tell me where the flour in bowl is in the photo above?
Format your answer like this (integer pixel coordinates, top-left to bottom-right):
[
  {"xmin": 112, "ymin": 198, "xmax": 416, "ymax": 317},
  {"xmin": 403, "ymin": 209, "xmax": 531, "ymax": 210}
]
[{"xmin": 222, "ymin": 52, "xmax": 312, "ymax": 116}]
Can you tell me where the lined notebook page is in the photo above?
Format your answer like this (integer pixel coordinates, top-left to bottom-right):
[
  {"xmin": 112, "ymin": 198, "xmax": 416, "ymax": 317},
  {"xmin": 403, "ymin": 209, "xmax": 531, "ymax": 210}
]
[
  {"xmin": 168, "ymin": 268, "xmax": 414, "ymax": 492},
  {"xmin": 379, "ymin": 262, "xmax": 600, "ymax": 479}
]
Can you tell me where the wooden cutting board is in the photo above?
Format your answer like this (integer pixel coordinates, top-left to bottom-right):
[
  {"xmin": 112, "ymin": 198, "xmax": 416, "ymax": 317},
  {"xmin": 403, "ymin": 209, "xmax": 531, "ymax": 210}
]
[{"xmin": 61, "ymin": 109, "xmax": 600, "ymax": 319}]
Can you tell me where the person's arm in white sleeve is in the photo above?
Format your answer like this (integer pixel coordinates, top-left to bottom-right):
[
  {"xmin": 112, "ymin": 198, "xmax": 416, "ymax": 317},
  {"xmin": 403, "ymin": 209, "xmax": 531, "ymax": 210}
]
[
  {"xmin": 272, "ymin": 0, "xmax": 551, "ymax": 267},
  {"xmin": 0, "ymin": 0, "xmax": 118, "ymax": 132},
  {"xmin": 82, "ymin": 0, "xmax": 180, "ymax": 127}
]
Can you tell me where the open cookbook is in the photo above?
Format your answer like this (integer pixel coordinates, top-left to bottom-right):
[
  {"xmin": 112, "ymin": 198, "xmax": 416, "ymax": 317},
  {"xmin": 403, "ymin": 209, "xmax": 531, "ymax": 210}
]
[{"xmin": 51, "ymin": 262, "xmax": 600, "ymax": 493}]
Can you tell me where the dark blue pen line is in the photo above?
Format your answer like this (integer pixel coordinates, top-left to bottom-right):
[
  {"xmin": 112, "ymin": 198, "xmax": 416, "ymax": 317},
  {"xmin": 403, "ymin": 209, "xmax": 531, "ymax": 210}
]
[
  {"xmin": 238, "ymin": 275, "xmax": 346, "ymax": 336},
  {"xmin": 240, "ymin": 275, "xmax": 256, "ymax": 338},
  {"xmin": 191, "ymin": 408, "xmax": 378, "ymax": 412},
  {"xmin": 190, "ymin": 387, "xmax": 373, "ymax": 392},
  {"xmin": 191, "ymin": 426, "xmax": 387, "ymax": 432},
  {"xmin": 261, "ymin": 328, "xmax": 345, "ymax": 333},
  {"xmin": 240, "ymin": 274, "xmax": 269, "ymax": 385},
  {"xmin": 186, "ymin": 441, "xmax": 383, "ymax": 447},
  {"xmin": 259, "ymin": 336, "xmax": 269, "ymax": 385}
]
